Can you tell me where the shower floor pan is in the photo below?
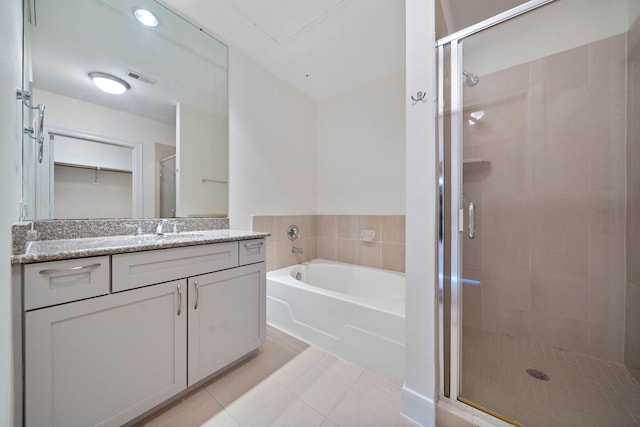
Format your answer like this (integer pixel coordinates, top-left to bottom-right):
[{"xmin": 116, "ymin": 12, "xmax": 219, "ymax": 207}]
[{"xmin": 460, "ymin": 327, "xmax": 640, "ymax": 427}]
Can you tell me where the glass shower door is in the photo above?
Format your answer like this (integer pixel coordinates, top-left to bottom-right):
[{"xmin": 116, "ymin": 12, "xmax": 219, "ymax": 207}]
[
  {"xmin": 442, "ymin": 1, "xmax": 640, "ymax": 426},
  {"xmin": 454, "ymin": 29, "xmax": 535, "ymax": 424},
  {"xmin": 160, "ymin": 155, "xmax": 176, "ymax": 218}
]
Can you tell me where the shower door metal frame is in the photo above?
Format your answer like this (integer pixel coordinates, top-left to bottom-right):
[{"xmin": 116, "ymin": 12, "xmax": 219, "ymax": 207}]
[{"xmin": 436, "ymin": 0, "xmax": 557, "ymax": 408}]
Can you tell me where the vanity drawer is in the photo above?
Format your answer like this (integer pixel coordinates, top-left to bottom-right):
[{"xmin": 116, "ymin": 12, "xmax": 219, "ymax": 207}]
[
  {"xmin": 112, "ymin": 242, "xmax": 239, "ymax": 292},
  {"xmin": 239, "ymin": 239, "xmax": 266, "ymax": 266},
  {"xmin": 24, "ymin": 256, "xmax": 110, "ymax": 311}
]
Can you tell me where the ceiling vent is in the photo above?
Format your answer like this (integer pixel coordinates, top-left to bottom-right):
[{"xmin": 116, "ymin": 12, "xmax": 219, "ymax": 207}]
[{"xmin": 126, "ymin": 70, "xmax": 157, "ymax": 85}]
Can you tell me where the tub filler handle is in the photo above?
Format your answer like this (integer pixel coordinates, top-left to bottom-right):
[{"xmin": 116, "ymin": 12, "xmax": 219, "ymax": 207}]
[{"xmin": 194, "ymin": 280, "xmax": 199, "ymax": 310}]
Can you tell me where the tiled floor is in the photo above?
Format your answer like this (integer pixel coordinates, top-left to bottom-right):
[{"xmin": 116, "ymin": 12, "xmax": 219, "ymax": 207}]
[
  {"xmin": 460, "ymin": 327, "xmax": 640, "ymax": 427},
  {"xmin": 136, "ymin": 326, "xmax": 415, "ymax": 427}
]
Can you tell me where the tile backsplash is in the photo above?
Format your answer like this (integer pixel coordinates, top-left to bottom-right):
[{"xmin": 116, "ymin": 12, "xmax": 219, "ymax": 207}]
[{"xmin": 252, "ymin": 215, "xmax": 405, "ymax": 272}]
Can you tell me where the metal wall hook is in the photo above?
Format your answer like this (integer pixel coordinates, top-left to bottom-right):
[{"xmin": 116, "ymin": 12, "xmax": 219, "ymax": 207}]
[{"xmin": 411, "ymin": 90, "xmax": 427, "ymax": 103}]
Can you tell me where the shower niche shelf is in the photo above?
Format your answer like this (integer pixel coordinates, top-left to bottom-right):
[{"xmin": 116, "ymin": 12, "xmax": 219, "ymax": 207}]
[{"xmin": 463, "ymin": 158, "xmax": 490, "ymax": 172}]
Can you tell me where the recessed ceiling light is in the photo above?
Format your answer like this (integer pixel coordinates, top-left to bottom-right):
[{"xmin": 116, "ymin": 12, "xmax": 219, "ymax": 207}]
[
  {"xmin": 88, "ymin": 72, "xmax": 130, "ymax": 95},
  {"xmin": 133, "ymin": 8, "xmax": 159, "ymax": 27}
]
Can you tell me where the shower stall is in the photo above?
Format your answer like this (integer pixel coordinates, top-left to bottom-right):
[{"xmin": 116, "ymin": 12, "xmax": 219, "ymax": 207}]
[{"xmin": 438, "ymin": 0, "xmax": 640, "ymax": 425}]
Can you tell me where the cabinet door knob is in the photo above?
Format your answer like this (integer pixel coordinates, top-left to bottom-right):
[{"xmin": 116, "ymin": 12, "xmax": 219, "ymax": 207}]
[
  {"xmin": 194, "ymin": 281, "xmax": 200, "ymax": 310},
  {"xmin": 177, "ymin": 284, "xmax": 182, "ymax": 316}
]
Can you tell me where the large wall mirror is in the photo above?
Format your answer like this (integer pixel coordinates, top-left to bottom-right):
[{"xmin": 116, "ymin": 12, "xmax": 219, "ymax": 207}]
[{"xmin": 21, "ymin": 0, "xmax": 228, "ymax": 220}]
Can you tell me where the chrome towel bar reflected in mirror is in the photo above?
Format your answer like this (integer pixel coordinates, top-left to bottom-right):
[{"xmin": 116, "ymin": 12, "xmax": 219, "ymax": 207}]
[{"xmin": 17, "ymin": 89, "xmax": 46, "ymax": 163}]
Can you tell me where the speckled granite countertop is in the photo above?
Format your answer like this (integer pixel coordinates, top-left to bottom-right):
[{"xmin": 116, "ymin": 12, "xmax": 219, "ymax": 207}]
[{"xmin": 12, "ymin": 230, "xmax": 269, "ymax": 264}]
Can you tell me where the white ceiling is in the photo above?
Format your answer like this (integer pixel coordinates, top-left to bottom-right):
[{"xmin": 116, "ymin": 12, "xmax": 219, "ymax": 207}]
[
  {"xmin": 29, "ymin": 0, "xmax": 531, "ymax": 123},
  {"xmin": 31, "ymin": 0, "xmax": 228, "ymax": 124},
  {"xmin": 160, "ymin": 0, "xmax": 531, "ymax": 101},
  {"xmin": 160, "ymin": 0, "xmax": 406, "ymax": 101}
]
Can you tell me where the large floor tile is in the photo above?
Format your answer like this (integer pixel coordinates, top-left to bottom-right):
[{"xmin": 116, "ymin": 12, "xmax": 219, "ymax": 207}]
[
  {"xmin": 288, "ymin": 354, "xmax": 364, "ymax": 416},
  {"xmin": 204, "ymin": 363, "xmax": 268, "ymax": 408},
  {"xmin": 244, "ymin": 389, "xmax": 325, "ymax": 427},
  {"xmin": 142, "ymin": 387, "xmax": 226, "ymax": 427},
  {"xmin": 327, "ymin": 371, "xmax": 402, "ymax": 427},
  {"xmin": 222, "ymin": 376, "xmax": 290, "ymax": 425},
  {"xmin": 140, "ymin": 328, "xmax": 412, "ymax": 427},
  {"xmin": 268, "ymin": 345, "xmax": 327, "ymax": 388}
]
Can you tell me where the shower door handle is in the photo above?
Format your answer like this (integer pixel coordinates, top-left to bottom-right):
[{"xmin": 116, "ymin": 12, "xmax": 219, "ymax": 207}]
[{"xmin": 468, "ymin": 202, "xmax": 475, "ymax": 239}]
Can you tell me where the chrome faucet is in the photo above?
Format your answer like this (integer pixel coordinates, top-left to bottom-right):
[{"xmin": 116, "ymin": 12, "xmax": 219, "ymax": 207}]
[
  {"xmin": 292, "ymin": 247, "xmax": 303, "ymax": 254},
  {"xmin": 155, "ymin": 219, "xmax": 169, "ymax": 235}
]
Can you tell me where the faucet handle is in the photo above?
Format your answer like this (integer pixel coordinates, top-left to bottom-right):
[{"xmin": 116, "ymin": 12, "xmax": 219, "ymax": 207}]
[{"xmin": 125, "ymin": 224, "xmax": 143, "ymax": 236}]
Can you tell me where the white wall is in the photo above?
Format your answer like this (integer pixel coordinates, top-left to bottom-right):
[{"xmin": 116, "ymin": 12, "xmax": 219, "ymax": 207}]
[
  {"xmin": 317, "ymin": 70, "xmax": 406, "ymax": 215},
  {"xmin": 32, "ymin": 89, "xmax": 175, "ymax": 218},
  {"xmin": 228, "ymin": 48, "xmax": 318, "ymax": 230},
  {"xmin": 402, "ymin": 0, "xmax": 437, "ymax": 426},
  {"xmin": 0, "ymin": 1, "xmax": 22, "ymax": 425},
  {"xmin": 177, "ymin": 103, "xmax": 228, "ymax": 217},
  {"xmin": 54, "ymin": 166, "xmax": 132, "ymax": 219},
  {"xmin": 54, "ymin": 135, "xmax": 133, "ymax": 171}
]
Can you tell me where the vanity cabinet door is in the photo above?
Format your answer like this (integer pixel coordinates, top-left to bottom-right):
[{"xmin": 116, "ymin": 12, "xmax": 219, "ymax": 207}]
[
  {"xmin": 187, "ymin": 263, "xmax": 266, "ymax": 385},
  {"xmin": 25, "ymin": 280, "xmax": 187, "ymax": 427}
]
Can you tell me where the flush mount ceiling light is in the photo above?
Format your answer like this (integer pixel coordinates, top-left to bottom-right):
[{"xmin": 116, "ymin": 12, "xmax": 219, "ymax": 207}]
[
  {"xmin": 88, "ymin": 72, "xmax": 131, "ymax": 95},
  {"xmin": 133, "ymin": 8, "xmax": 159, "ymax": 27}
]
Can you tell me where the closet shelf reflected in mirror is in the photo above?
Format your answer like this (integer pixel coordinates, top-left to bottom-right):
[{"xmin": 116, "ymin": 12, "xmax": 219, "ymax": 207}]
[{"xmin": 54, "ymin": 162, "xmax": 132, "ymax": 175}]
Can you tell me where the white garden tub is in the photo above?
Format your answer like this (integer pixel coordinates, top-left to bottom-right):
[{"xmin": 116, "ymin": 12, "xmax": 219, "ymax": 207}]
[{"xmin": 266, "ymin": 259, "xmax": 405, "ymax": 382}]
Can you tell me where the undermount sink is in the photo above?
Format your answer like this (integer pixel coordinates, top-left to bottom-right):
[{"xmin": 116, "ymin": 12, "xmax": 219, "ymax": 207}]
[
  {"xmin": 131, "ymin": 231, "xmax": 212, "ymax": 241},
  {"xmin": 158, "ymin": 232, "xmax": 209, "ymax": 239}
]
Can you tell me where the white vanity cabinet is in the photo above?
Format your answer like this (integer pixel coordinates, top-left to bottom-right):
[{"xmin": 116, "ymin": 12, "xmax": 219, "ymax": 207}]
[
  {"xmin": 23, "ymin": 255, "xmax": 110, "ymax": 310},
  {"xmin": 188, "ymin": 263, "xmax": 266, "ymax": 385},
  {"xmin": 22, "ymin": 238, "xmax": 267, "ymax": 427},
  {"xmin": 25, "ymin": 279, "xmax": 187, "ymax": 427}
]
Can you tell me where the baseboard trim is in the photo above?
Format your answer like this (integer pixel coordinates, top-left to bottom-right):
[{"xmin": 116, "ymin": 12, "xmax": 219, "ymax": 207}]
[{"xmin": 401, "ymin": 385, "xmax": 436, "ymax": 427}]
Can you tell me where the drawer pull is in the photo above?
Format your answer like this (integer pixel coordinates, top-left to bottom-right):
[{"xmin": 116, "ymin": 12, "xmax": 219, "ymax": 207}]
[
  {"xmin": 194, "ymin": 280, "xmax": 200, "ymax": 310},
  {"xmin": 244, "ymin": 241, "xmax": 264, "ymax": 249},
  {"xmin": 39, "ymin": 263, "xmax": 101, "ymax": 276},
  {"xmin": 177, "ymin": 284, "xmax": 182, "ymax": 316}
]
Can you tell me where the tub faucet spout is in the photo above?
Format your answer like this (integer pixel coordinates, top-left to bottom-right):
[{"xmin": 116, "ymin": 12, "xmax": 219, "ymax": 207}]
[{"xmin": 292, "ymin": 246, "xmax": 303, "ymax": 254}]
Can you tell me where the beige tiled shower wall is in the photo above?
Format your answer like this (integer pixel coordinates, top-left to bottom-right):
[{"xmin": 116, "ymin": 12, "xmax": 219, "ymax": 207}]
[
  {"xmin": 461, "ymin": 32, "xmax": 628, "ymax": 363},
  {"xmin": 626, "ymin": 14, "xmax": 640, "ymax": 383},
  {"xmin": 251, "ymin": 215, "xmax": 405, "ymax": 273}
]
